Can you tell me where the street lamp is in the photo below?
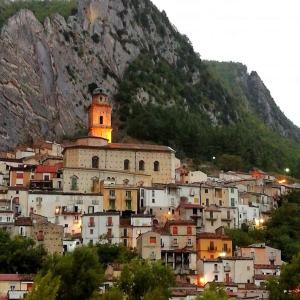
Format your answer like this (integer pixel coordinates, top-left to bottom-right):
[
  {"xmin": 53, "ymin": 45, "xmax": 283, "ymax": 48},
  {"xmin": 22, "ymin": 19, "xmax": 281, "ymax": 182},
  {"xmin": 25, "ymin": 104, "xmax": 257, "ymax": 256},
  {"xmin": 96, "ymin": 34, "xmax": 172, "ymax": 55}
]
[{"xmin": 284, "ymin": 168, "xmax": 290, "ymax": 174}]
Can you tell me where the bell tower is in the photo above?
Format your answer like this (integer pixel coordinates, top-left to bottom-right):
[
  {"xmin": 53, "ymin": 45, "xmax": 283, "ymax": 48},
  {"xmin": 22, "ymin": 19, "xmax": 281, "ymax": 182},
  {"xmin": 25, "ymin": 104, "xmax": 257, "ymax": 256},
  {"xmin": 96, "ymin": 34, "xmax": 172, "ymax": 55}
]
[{"xmin": 88, "ymin": 88, "xmax": 112, "ymax": 143}]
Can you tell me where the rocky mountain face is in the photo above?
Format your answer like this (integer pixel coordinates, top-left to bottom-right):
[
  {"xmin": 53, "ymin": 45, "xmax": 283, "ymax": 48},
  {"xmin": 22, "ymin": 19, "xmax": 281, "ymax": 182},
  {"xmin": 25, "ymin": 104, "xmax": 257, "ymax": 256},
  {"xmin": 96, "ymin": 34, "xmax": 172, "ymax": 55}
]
[
  {"xmin": 0, "ymin": 0, "xmax": 187, "ymax": 149},
  {"xmin": 0, "ymin": 0, "xmax": 299, "ymax": 170},
  {"xmin": 206, "ymin": 61, "xmax": 300, "ymax": 142}
]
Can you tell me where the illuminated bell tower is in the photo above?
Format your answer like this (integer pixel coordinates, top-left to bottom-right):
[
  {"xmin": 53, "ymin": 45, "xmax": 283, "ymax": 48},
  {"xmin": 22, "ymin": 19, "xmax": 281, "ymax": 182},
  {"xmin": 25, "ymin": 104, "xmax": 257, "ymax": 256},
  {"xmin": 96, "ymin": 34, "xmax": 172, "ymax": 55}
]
[{"xmin": 88, "ymin": 88, "xmax": 112, "ymax": 143}]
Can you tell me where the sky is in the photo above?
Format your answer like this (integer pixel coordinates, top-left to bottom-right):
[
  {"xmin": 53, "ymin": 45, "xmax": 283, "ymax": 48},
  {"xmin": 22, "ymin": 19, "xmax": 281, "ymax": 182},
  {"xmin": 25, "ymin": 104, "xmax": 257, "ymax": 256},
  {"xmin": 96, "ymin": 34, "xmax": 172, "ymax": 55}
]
[{"xmin": 151, "ymin": 0, "xmax": 300, "ymax": 127}]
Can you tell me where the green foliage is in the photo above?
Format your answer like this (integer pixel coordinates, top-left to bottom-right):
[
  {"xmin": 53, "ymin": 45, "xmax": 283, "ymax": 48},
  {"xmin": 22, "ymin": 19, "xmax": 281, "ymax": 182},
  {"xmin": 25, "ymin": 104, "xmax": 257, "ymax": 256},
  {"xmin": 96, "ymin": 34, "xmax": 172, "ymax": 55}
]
[
  {"xmin": 25, "ymin": 271, "xmax": 60, "ymax": 300},
  {"xmin": 116, "ymin": 52, "xmax": 300, "ymax": 174},
  {"xmin": 42, "ymin": 247, "xmax": 104, "ymax": 300},
  {"xmin": 96, "ymin": 243, "xmax": 137, "ymax": 267},
  {"xmin": 265, "ymin": 200, "xmax": 300, "ymax": 261},
  {"xmin": 196, "ymin": 283, "xmax": 230, "ymax": 300},
  {"xmin": 117, "ymin": 259, "xmax": 174, "ymax": 300},
  {"xmin": 91, "ymin": 288, "xmax": 124, "ymax": 300},
  {"xmin": 144, "ymin": 287, "xmax": 170, "ymax": 300},
  {"xmin": 0, "ymin": 0, "xmax": 77, "ymax": 28},
  {"xmin": 266, "ymin": 254, "xmax": 300, "ymax": 300},
  {"xmin": 0, "ymin": 230, "xmax": 46, "ymax": 273}
]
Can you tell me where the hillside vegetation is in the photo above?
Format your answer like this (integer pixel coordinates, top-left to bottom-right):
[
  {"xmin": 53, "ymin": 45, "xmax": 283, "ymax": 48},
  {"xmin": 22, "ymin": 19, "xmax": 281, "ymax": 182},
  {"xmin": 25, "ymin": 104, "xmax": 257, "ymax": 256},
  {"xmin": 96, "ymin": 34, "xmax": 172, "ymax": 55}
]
[
  {"xmin": 0, "ymin": 0, "xmax": 77, "ymax": 28},
  {"xmin": 0, "ymin": 0, "xmax": 300, "ymax": 176}
]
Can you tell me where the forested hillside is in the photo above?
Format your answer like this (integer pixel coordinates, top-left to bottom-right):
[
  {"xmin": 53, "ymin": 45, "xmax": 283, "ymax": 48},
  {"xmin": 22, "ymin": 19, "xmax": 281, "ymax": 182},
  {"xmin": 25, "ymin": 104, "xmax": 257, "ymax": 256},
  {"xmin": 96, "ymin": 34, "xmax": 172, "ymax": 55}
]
[{"xmin": 0, "ymin": 0, "xmax": 300, "ymax": 175}]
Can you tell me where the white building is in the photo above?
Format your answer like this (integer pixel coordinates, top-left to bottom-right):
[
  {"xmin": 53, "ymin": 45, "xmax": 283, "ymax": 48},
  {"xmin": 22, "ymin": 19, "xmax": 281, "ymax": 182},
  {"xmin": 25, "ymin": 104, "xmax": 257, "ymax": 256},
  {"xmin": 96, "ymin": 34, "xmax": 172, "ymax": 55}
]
[
  {"xmin": 82, "ymin": 212, "xmax": 120, "ymax": 245},
  {"xmin": 131, "ymin": 214, "xmax": 153, "ymax": 248},
  {"xmin": 199, "ymin": 257, "xmax": 254, "ymax": 285},
  {"xmin": 237, "ymin": 204, "xmax": 260, "ymax": 227},
  {"xmin": 28, "ymin": 191, "xmax": 103, "ymax": 236}
]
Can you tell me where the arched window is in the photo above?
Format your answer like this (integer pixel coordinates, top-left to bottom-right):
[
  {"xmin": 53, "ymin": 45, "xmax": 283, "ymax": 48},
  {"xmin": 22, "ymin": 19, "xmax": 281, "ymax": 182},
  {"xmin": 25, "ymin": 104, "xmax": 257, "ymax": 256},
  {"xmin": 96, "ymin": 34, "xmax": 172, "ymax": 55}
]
[
  {"xmin": 92, "ymin": 156, "xmax": 99, "ymax": 168},
  {"xmin": 71, "ymin": 176, "xmax": 78, "ymax": 191},
  {"xmin": 124, "ymin": 159, "xmax": 130, "ymax": 170},
  {"xmin": 99, "ymin": 116, "xmax": 103, "ymax": 125},
  {"xmin": 139, "ymin": 160, "xmax": 145, "ymax": 171},
  {"xmin": 154, "ymin": 161, "xmax": 159, "ymax": 171}
]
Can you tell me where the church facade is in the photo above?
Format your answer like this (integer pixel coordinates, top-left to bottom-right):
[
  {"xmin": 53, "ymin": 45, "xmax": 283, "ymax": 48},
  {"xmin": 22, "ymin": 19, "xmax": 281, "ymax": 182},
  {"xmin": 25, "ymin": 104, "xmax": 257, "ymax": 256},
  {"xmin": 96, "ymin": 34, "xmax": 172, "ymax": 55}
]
[{"xmin": 62, "ymin": 89, "xmax": 179, "ymax": 193}]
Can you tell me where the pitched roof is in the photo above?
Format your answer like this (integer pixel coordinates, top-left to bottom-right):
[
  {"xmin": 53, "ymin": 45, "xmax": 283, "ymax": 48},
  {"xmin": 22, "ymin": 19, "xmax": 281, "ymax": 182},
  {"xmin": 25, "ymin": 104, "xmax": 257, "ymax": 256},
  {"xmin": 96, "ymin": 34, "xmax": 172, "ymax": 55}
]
[
  {"xmin": 0, "ymin": 274, "xmax": 34, "ymax": 281},
  {"xmin": 35, "ymin": 165, "xmax": 59, "ymax": 173},
  {"xmin": 64, "ymin": 143, "xmax": 175, "ymax": 153},
  {"xmin": 14, "ymin": 217, "xmax": 33, "ymax": 226}
]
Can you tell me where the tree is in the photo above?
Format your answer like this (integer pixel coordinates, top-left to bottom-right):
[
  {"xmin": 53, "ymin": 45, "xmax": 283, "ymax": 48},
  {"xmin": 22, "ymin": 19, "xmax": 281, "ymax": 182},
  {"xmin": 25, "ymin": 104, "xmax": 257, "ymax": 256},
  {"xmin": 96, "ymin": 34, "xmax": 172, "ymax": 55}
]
[
  {"xmin": 96, "ymin": 243, "xmax": 136, "ymax": 267},
  {"xmin": 90, "ymin": 288, "xmax": 124, "ymax": 300},
  {"xmin": 196, "ymin": 283, "xmax": 229, "ymax": 300},
  {"xmin": 118, "ymin": 259, "xmax": 174, "ymax": 300},
  {"xmin": 43, "ymin": 246, "xmax": 104, "ymax": 300},
  {"xmin": 144, "ymin": 287, "xmax": 169, "ymax": 300},
  {"xmin": 25, "ymin": 271, "xmax": 60, "ymax": 300},
  {"xmin": 0, "ymin": 230, "xmax": 46, "ymax": 273}
]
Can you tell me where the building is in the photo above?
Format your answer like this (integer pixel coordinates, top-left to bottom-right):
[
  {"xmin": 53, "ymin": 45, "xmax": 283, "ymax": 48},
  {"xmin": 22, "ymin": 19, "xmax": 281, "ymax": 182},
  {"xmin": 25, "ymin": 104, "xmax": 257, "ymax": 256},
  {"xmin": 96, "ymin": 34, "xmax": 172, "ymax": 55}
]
[
  {"xmin": 199, "ymin": 257, "xmax": 254, "ymax": 285},
  {"xmin": 136, "ymin": 231, "xmax": 161, "ymax": 260},
  {"xmin": 62, "ymin": 89, "xmax": 178, "ymax": 190},
  {"xmin": 82, "ymin": 212, "xmax": 120, "ymax": 245},
  {"xmin": 131, "ymin": 214, "xmax": 153, "ymax": 248},
  {"xmin": 161, "ymin": 220, "xmax": 197, "ymax": 275},
  {"xmin": 28, "ymin": 191, "xmax": 103, "ymax": 236},
  {"xmin": 14, "ymin": 214, "xmax": 64, "ymax": 255},
  {"xmin": 196, "ymin": 232, "xmax": 233, "ymax": 259},
  {"xmin": 9, "ymin": 165, "xmax": 35, "ymax": 188},
  {"xmin": 202, "ymin": 205, "xmax": 237, "ymax": 233},
  {"xmin": 0, "ymin": 209, "xmax": 14, "ymax": 233},
  {"xmin": 237, "ymin": 243, "xmax": 283, "ymax": 266},
  {"xmin": 100, "ymin": 180, "xmax": 138, "ymax": 213},
  {"xmin": 88, "ymin": 88, "xmax": 113, "ymax": 143},
  {"xmin": 0, "ymin": 274, "xmax": 33, "ymax": 300}
]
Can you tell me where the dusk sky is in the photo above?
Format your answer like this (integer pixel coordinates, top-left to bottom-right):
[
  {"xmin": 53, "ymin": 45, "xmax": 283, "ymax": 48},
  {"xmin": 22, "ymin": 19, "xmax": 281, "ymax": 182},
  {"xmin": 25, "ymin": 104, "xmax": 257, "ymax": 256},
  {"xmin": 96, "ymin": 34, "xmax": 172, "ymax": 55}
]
[{"xmin": 152, "ymin": 0, "xmax": 300, "ymax": 127}]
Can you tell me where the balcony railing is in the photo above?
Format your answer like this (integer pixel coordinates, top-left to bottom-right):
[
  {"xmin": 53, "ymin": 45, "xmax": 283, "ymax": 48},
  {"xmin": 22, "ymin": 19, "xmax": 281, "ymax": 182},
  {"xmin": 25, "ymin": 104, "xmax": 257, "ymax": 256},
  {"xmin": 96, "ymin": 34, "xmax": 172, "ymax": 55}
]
[
  {"xmin": 88, "ymin": 222, "xmax": 95, "ymax": 227},
  {"xmin": 207, "ymin": 246, "xmax": 217, "ymax": 252},
  {"xmin": 106, "ymin": 222, "xmax": 113, "ymax": 226}
]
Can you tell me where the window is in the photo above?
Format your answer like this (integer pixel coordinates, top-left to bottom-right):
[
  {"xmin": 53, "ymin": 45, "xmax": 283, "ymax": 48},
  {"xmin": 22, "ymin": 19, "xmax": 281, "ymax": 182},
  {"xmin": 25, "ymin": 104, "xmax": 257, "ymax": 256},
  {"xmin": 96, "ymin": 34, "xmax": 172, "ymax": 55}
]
[
  {"xmin": 193, "ymin": 208, "xmax": 197, "ymax": 215},
  {"xmin": 219, "ymin": 200, "xmax": 222, "ymax": 206},
  {"xmin": 214, "ymin": 264, "xmax": 218, "ymax": 271},
  {"xmin": 44, "ymin": 174, "xmax": 50, "ymax": 181},
  {"xmin": 231, "ymin": 198, "xmax": 235, "ymax": 206},
  {"xmin": 107, "ymin": 228, "xmax": 112, "ymax": 238},
  {"xmin": 187, "ymin": 226, "xmax": 192, "ymax": 235},
  {"xmin": 109, "ymin": 190, "xmax": 115, "ymax": 198},
  {"xmin": 214, "ymin": 275, "xmax": 218, "ymax": 281},
  {"xmin": 210, "ymin": 211, "xmax": 214, "ymax": 219},
  {"xmin": 88, "ymin": 206, "xmax": 94, "ymax": 214},
  {"xmin": 139, "ymin": 160, "xmax": 145, "ymax": 171},
  {"xmin": 231, "ymin": 188, "xmax": 235, "ymax": 193},
  {"xmin": 223, "ymin": 243, "xmax": 228, "ymax": 251},
  {"xmin": 227, "ymin": 211, "xmax": 230, "ymax": 219},
  {"xmin": 154, "ymin": 161, "xmax": 159, "ymax": 171},
  {"xmin": 209, "ymin": 241, "xmax": 214, "ymax": 250},
  {"xmin": 89, "ymin": 217, "xmax": 95, "ymax": 227},
  {"xmin": 152, "ymin": 198, "xmax": 155, "ymax": 203},
  {"xmin": 152, "ymin": 190, "xmax": 155, "ymax": 197},
  {"xmin": 90, "ymin": 229, "xmax": 93, "ymax": 234},
  {"xmin": 107, "ymin": 216, "xmax": 113, "ymax": 226},
  {"xmin": 150, "ymin": 236, "xmax": 157, "ymax": 243},
  {"xmin": 172, "ymin": 226, "xmax": 178, "ymax": 235},
  {"xmin": 124, "ymin": 159, "xmax": 129, "ymax": 170},
  {"xmin": 99, "ymin": 116, "xmax": 103, "ymax": 124},
  {"xmin": 206, "ymin": 199, "xmax": 209, "ymax": 206},
  {"xmin": 126, "ymin": 191, "xmax": 131, "ymax": 199},
  {"xmin": 92, "ymin": 156, "xmax": 99, "ymax": 168},
  {"xmin": 71, "ymin": 176, "xmax": 78, "ymax": 190},
  {"xmin": 141, "ymin": 189, "xmax": 144, "ymax": 197},
  {"xmin": 205, "ymin": 189, "xmax": 208, "ymax": 193},
  {"xmin": 123, "ymin": 239, "xmax": 127, "ymax": 247}
]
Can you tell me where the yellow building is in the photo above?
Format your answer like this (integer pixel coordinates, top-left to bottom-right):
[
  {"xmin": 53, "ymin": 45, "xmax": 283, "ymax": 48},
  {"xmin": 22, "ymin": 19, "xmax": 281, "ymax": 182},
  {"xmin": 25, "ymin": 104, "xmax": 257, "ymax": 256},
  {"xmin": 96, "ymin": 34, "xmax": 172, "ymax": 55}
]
[
  {"xmin": 100, "ymin": 180, "xmax": 138, "ymax": 212},
  {"xmin": 200, "ymin": 185, "xmax": 230, "ymax": 207},
  {"xmin": 197, "ymin": 232, "xmax": 233, "ymax": 259}
]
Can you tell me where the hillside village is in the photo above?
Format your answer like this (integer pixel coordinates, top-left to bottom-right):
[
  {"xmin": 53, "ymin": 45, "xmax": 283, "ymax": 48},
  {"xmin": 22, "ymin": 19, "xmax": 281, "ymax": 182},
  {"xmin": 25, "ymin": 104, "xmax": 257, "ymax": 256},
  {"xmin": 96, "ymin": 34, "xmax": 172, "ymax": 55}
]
[{"xmin": 0, "ymin": 88, "xmax": 298, "ymax": 299}]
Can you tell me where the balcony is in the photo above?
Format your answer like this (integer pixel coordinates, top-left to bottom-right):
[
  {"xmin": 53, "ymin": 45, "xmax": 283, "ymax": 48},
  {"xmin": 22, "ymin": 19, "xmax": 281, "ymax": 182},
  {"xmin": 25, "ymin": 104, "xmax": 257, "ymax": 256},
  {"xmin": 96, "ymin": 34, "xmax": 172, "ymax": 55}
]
[
  {"xmin": 207, "ymin": 246, "xmax": 217, "ymax": 252},
  {"xmin": 88, "ymin": 222, "xmax": 95, "ymax": 227},
  {"xmin": 206, "ymin": 217, "xmax": 217, "ymax": 221},
  {"xmin": 30, "ymin": 180, "xmax": 53, "ymax": 190},
  {"xmin": 106, "ymin": 222, "xmax": 113, "ymax": 226}
]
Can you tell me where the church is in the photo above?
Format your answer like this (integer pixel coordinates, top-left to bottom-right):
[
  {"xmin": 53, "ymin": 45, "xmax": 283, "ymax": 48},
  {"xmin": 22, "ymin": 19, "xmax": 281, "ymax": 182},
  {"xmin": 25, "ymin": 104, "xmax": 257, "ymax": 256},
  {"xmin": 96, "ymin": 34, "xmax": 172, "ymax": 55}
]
[{"xmin": 62, "ymin": 88, "xmax": 179, "ymax": 193}]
